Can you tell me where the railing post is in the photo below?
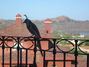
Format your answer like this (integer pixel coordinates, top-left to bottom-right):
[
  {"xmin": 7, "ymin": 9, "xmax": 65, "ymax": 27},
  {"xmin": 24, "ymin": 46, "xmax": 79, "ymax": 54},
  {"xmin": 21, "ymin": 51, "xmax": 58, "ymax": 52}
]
[
  {"xmin": 43, "ymin": 51, "xmax": 46, "ymax": 67},
  {"xmin": 63, "ymin": 52, "xmax": 66, "ymax": 67},
  {"xmin": 87, "ymin": 54, "xmax": 89, "ymax": 67},
  {"xmin": 53, "ymin": 39, "xmax": 56, "ymax": 67},
  {"xmin": 2, "ymin": 36, "xmax": 5, "ymax": 67},
  {"xmin": 17, "ymin": 37, "xmax": 20, "ymax": 66},
  {"xmin": 10, "ymin": 48, "xmax": 12, "ymax": 67},
  {"xmin": 74, "ymin": 40, "xmax": 78, "ymax": 67}
]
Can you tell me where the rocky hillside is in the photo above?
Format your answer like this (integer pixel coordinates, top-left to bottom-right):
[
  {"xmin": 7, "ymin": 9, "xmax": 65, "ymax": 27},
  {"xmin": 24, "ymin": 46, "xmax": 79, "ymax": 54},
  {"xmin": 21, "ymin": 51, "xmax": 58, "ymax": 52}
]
[{"xmin": 50, "ymin": 16, "xmax": 89, "ymax": 35}]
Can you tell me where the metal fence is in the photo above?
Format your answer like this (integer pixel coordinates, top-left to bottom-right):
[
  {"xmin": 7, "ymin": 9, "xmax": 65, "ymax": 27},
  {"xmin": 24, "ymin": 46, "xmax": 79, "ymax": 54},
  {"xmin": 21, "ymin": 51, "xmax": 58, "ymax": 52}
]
[{"xmin": 0, "ymin": 36, "xmax": 89, "ymax": 67}]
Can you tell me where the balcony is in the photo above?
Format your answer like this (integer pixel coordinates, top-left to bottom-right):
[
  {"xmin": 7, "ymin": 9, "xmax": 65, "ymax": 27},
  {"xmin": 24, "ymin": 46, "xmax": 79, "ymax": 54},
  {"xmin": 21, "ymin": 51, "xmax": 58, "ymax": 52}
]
[{"xmin": 0, "ymin": 36, "xmax": 89, "ymax": 67}]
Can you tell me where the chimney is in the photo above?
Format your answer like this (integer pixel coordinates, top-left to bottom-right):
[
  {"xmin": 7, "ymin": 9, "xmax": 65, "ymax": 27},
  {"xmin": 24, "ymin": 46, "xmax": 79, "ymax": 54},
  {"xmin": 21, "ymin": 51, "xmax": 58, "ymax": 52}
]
[
  {"xmin": 16, "ymin": 14, "xmax": 22, "ymax": 24},
  {"xmin": 44, "ymin": 19, "xmax": 52, "ymax": 34}
]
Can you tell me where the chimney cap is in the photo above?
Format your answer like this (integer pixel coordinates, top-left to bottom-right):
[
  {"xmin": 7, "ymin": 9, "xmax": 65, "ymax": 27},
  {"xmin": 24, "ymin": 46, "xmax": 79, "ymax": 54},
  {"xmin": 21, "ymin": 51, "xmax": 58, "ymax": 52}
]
[
  {"xmin": 16, "ymin": 14, "xmax": 22, "ymax": 17},
  {"xmin": 16, "ymin": 14, "xmax": 22, "ymax": 24},
  {"xmin": 44, "ymin": 18, "xmax": 52, "ymax": 22},
  {"xmin": 44, "ymin": 18, "xmax": 52, "ymax": 23}
]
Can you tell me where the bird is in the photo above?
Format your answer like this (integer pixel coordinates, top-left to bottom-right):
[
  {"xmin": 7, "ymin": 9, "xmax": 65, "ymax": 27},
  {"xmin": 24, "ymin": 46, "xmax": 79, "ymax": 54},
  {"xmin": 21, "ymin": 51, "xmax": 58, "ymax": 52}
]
[
  {"xmin": 23, "ymin": 15, "xmax": 41, "ymax": 38},
  {"xmin": 23, "ymin": 15, "xmax": 43, "ymax": 56},
  {"xmin": 23, "ymin": 15, "xmax": 54, "ymax": 52}
]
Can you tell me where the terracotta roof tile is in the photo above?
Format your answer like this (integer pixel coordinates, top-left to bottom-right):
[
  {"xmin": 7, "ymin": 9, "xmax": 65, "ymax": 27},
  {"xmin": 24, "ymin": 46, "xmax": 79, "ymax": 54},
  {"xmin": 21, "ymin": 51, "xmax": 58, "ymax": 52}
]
[{"xmin": 0, "ymin": 23, "xmax": 32, "ymax": 37}]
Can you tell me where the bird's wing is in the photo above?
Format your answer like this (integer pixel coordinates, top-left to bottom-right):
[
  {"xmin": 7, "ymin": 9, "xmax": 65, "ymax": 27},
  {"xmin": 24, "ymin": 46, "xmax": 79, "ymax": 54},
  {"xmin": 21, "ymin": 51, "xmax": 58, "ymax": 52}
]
[
  {"xmin": 27, "ymin": 19, "xmax": 41, "ymax": 38},
  {"xmin": 30, "ymin": 23, "xmax": 41, "ymax": 37},
  {"xmin": 24, "ymin": 19, "xmax": 41, "ymax": 38}
]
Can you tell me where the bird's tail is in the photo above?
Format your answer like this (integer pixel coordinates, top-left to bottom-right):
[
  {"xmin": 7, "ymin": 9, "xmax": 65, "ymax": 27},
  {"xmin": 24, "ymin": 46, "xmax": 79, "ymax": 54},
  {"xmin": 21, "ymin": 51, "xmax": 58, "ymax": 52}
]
[{"xmin": 37, "ymin": 40, "xmax": 43, "ymax": 56}]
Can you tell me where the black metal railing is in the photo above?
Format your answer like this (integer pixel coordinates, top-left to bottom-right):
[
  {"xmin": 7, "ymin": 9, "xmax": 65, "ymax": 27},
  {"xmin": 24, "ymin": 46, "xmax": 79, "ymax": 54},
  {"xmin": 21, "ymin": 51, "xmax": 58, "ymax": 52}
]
[{"xmin": 0, "ymin": 36, "xmax": 89, "ymax": 67}]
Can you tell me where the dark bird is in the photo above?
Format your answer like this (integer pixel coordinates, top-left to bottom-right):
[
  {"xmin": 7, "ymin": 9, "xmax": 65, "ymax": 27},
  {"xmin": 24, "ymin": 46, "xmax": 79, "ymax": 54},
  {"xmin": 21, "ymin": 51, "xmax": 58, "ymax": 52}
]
[
  {"xmin": 23, "ymin": 15, "xmax": 60, "ymax": 67},
  {"xmin": 23, "ymin": 15, "xmax": 54, "ymax": 51},
  {"xmin": 23, "ymin": 15, "xmax": 43, "ymax": 57},
  {"xmin": 23, "ymin": 15, "xmax": 41, "ymax": 38}
]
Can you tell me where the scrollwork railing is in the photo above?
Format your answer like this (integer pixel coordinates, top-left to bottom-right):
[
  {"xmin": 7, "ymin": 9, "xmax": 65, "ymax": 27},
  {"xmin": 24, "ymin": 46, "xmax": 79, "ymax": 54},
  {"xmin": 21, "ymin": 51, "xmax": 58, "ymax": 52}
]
[{"xmin": 0, "ymin": 36, "xmax": 89, "ymax": 67}]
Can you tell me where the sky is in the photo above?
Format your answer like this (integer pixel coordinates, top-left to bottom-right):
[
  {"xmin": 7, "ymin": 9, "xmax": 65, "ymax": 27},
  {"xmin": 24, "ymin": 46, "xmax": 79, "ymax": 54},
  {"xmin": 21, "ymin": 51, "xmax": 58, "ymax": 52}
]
[{"xmin": 0, "ymin": 0, "xmax": 89, "ymax": 20}]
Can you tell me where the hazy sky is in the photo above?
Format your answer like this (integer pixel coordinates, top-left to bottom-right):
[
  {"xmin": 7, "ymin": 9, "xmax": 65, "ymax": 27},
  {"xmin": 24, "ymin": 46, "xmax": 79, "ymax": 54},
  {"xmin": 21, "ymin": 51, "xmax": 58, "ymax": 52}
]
[{"xmin": 0, "ymin": 0, "xmax": 89, "ymax": 20}]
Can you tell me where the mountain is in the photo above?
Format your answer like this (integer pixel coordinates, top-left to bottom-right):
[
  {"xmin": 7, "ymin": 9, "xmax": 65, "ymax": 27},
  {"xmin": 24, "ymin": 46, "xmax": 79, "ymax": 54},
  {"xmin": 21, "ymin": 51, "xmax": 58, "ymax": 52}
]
[{"xmin": 52, "ymin": 16, "xmax": 75, "ymax": 22}]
